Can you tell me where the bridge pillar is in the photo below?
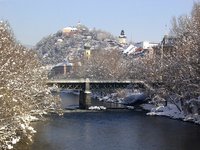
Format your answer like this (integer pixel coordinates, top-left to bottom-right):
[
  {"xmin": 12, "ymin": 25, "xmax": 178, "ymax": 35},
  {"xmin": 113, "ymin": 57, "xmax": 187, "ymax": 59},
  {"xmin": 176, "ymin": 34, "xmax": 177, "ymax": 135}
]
[
  {"xmin": 79, "ymin": 78, "xmax": 91, "ymax": 109},
  {"xmin": 79, "ymin": 90, "xmax": 91, "ymax": 109},
  {"xmin": 79, "ymin": 91, "xmax": 84, "ymax": 109}
]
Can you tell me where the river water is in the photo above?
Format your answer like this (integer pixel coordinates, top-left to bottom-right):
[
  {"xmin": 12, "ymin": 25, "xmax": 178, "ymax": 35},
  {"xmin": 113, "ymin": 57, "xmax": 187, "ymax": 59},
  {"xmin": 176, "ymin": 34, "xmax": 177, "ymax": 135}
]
[{"xmin": 29, "ymin": 92, "xmax": 200, "ymax": 150}]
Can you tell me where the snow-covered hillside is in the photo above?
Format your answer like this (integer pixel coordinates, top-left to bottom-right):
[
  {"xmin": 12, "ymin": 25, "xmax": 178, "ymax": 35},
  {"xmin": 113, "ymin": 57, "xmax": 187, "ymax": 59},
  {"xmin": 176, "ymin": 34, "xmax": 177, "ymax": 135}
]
[{"xmin": 35, "ymin": 24, "xmax": 121, "ymax": 65}]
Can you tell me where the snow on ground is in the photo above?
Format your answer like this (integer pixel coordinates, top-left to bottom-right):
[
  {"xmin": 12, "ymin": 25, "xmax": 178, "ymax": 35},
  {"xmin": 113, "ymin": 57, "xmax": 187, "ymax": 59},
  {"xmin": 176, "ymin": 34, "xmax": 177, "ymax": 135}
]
[
  {"xmin": 140, "ymin": 103, "xmax": 154, "ymax": 111},
  {"xmin": 94, "ymin": 90, "xmax": 200, "ymax": 125},
  {"xmin": 126, "ymin": 106, "xmax": 135, "ymax": 109},
  {"xmin": 93, "ymin": 90, "xmax": 147, "ymax": 105},
  {"xmin": 88, "ymin": 106, "xmax": 106, "ymax": 110},
  {"xmin": 142, "ymin": 103, "xmax": 184, "ymax": 119},
  {"xmin": 141, "ymin": 103, "xmax": 200, "ymax": 124},
  {"xmin": 184, "ymin": 114, "xmax": 200, "ymax": 124}
]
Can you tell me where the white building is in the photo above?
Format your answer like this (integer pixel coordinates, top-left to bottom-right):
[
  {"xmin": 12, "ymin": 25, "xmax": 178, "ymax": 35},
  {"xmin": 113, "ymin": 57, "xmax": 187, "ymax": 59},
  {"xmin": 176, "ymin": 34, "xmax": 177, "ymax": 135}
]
[
  {"xmin": 135, "ymin": 41, "xmax": 158, "ymax": 49},
  {"xmin": 62, "ymin": 27, "xmax": 78, "ymax": 33}
]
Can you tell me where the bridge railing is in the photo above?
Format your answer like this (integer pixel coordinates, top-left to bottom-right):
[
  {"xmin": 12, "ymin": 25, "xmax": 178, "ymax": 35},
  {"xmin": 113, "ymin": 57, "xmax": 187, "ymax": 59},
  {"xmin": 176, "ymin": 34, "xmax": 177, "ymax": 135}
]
[{"xmin": 46, "ymin": 78, "xmax": 147, "ymax": 90}]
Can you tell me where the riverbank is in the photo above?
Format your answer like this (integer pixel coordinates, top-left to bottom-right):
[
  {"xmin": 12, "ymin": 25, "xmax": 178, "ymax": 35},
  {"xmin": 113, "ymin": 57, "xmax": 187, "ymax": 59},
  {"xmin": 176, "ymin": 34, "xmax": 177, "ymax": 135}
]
[
  {"xmin": 141, "ymin": 103, "xmax": 200, "ymax": 125},
  {"xmin": 91, "ymin": 90, "xmax": 200, "ymax": 125}
]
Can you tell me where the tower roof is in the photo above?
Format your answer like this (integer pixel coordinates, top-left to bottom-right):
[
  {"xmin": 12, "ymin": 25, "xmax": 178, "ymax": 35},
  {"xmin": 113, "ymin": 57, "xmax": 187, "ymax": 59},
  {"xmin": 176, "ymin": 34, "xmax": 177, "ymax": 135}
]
[
  {"xmin": 119, "ymin": 30, "xmax": 126, "ymax": 38},
  {"xmin": 121, "ymin": 30, "xmax": 125, "ymax": 36}
]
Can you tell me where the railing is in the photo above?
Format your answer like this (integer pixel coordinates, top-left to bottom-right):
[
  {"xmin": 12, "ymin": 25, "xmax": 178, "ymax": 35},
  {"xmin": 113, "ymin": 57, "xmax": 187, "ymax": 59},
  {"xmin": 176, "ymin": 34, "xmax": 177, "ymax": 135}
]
[{"xmin": 46, "ymin": 79, "xmax": 146, "ymax": 90}]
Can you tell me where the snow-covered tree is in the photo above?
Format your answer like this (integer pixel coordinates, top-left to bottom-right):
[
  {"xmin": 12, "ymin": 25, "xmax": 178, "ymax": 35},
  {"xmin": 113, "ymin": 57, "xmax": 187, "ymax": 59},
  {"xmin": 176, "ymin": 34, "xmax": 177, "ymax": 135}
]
[
  {"xmin": 0, "ymin": 21, "xmax": 60, "ymax": 149},
  {"xmin": 128, "ymin": 2, "xmax": 199, "ymax": 114},
  {"xmin": 166, "ymin": 2, "xmax": 200, "ymax": 113},
  {"xmin": 74, "ymin": 49, "xmax": 131, "ymax": 80}
]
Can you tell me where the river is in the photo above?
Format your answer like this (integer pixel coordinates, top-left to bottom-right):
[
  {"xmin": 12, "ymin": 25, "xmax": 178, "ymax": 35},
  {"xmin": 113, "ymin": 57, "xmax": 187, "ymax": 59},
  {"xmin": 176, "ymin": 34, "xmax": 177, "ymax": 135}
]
[{"xmin": 25, "ymin": 91, "xmax": 200, "ymax": 150}]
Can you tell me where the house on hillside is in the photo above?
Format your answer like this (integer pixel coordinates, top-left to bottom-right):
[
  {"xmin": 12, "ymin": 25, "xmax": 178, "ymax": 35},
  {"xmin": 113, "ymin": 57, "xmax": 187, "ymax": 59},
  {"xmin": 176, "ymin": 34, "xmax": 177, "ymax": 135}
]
[
  {"xmin": 161, "ymin": 35, "xmax": 176, "ymax": 50},
  {"xmin": 135, "ymin": 41, "xmax": 158, "ymax": 49},
  {"xmin": 62, "ymin": 26, "xmax": 78, "ymax": 36},
  {"xmin": 152, "ymin": 35, "xmax": 177, "ymax": 63},
  {"xmin": 122, "ymin": 41, "xmax": 158, "ymax": 58},
  {"xmin": 123, "ymin": 44, "xmax": 136, "ymax": 55},
  {"xmin": 49, "ymin": 61, "xmax": 73, "ymax": 78},
  {"xmin": 153, "ymin": 35, "xmax": 176, "ymax": 57},
  {"xmin": 134, "ymin": 41, "xmax": 158, "ymax": 58}
]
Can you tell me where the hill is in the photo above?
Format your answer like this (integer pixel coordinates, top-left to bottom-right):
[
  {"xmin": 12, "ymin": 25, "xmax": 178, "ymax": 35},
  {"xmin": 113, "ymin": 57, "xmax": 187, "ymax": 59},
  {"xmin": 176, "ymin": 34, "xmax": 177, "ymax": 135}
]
[{"xmin": 35, "ymin": 24, "xmax": 122, "ymax": 65}]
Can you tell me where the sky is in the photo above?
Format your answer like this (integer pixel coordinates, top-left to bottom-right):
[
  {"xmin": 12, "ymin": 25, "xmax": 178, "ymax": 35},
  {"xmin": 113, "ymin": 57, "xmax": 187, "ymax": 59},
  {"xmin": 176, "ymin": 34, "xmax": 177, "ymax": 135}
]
[{"xmin": 0, "ymin": 0, "xmax": 195, "ymax": 45}]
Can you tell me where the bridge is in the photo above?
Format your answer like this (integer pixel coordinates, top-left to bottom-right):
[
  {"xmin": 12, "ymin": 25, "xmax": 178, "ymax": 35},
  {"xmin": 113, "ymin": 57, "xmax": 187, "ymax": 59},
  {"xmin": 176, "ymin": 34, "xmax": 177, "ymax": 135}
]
[{"xmin": 47, "ymin": 79, "xmax": 146, "ymax": 109}]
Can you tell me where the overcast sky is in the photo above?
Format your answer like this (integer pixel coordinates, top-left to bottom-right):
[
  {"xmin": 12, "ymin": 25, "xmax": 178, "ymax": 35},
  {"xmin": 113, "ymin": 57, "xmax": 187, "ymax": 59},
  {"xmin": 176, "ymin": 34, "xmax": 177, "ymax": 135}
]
[{"xmin": 0, "ymin": 0, "xmax": 195, "ymax": 45}]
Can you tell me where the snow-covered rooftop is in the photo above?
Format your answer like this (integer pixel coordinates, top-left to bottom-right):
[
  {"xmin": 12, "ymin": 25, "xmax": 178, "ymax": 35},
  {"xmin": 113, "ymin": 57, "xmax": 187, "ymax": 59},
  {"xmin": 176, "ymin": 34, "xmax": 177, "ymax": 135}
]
[
  {"xmin": 123, "ymin": 44, "xmax": 136, "ymax": 54},
  {"xmin": 54, "ymin": 61, "xmax": 73, "ymax": 67}
]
